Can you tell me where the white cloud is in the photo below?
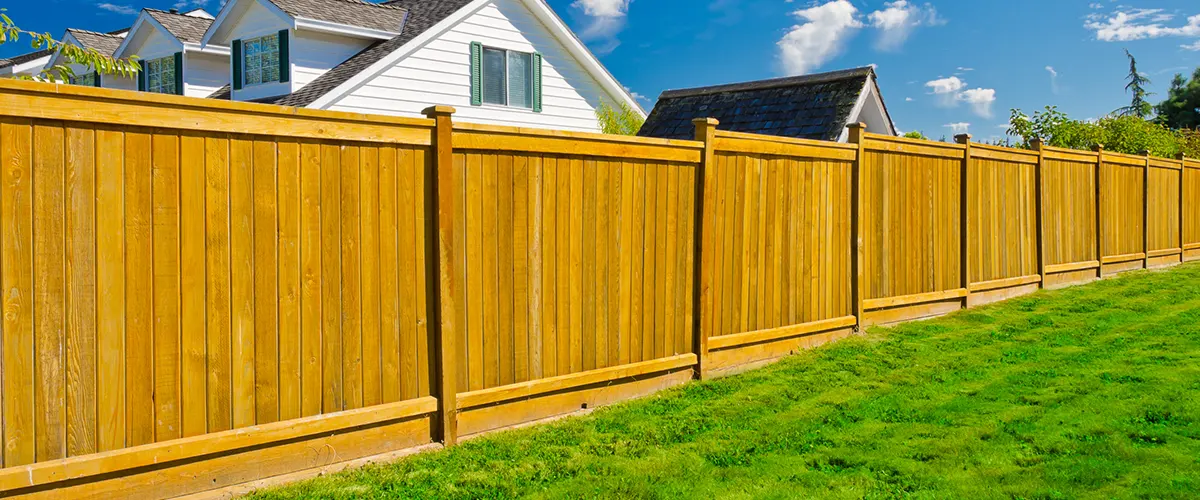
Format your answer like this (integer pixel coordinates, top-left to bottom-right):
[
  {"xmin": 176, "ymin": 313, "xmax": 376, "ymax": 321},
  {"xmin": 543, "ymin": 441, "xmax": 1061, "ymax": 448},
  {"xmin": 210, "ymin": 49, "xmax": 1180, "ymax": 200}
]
[
  {"xmin": 777, "ymin": 0, "xmax": 862, "ymax": 75},
  {"xmin": 1089, "ymin": 2, "xmax": 1104, "ymax": 9},
  {"xmin": 1084, "ymin": 8, "xmax": 1200, "ymax": 42},
  {"xmin": 867, "ymin": 1, "xmax": 944, "ymax": 51},
  {"xmin": 96, "ymin": 2, "xmax": 137, "ymax": 14},
  {"xmin": 1045, "ymin": 66, "xmax": 1059, "ymax": 94},
  {"xmin": 1184, "ymin": 40, "xmax": 1200, "ymax": 51},
  {"xmin": 925, "ymin": 76, "xmax": 965, "ymax": 106},
  {"xmin": 924, "ymin": 76, "xmax": 996, "ymax": 117},
  {"xmin": 905, "ymin": 97, "xmax": 914, "ymax": 102},
  {"xmin": 573, "ymin": 0, "xmax": 631, "ymax": 54},
  {"xmin": 958, "ymin": 88, "xmax": 996, "ymax": 118},
  {"xmin": 944, "ymin": 122, "xmax": 971, "ymax": 134}
]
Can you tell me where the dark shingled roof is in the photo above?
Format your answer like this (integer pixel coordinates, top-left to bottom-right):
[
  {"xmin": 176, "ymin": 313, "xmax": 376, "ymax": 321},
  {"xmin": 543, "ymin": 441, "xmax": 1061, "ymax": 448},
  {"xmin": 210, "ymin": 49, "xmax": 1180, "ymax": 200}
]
[
  {"xmin": 269, "ymin": 0, "xmax": 472, "ymax": 107},
  {"xmin": 637, "ymin": 66, "xmax": 879, "ymax": 142},
  {"xmin": 266, "ymin": 0, "xmax": 409, "ymax": 33},
  {"xmin": 145, "ymin": 8, "xmax": 214, "ymax": 43},
  {"xmin": 208, "ymin": 84, "xmax": 232, "ymax": 100},
  {"xmin": 66, "ymin": 29, "xmax": 126, "ymax": 56},
  {"xmin": 0, "ymin": 49, "xmax": 53, "ymax": 69}
]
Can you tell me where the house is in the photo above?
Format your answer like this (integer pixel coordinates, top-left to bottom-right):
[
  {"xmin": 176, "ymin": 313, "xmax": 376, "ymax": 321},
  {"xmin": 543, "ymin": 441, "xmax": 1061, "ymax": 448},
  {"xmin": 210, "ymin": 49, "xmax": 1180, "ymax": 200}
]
[
  {"xmin": 43, "ymin": 28, "xmax": 129, "ymax": 87},
  {"xmin": 0, "ymin": 49, "xmax": 53, "ymax": 79},
  {"xmin": 638, "ymin": 66, "xmax": 896, "ymax": 142},
  {"xmin": 112, "ymin": 8, "xmax": 228, "ymax": 98},
  {"xmin": 200, "ymin": 0, "xmax": 644, "ymax": 132}
]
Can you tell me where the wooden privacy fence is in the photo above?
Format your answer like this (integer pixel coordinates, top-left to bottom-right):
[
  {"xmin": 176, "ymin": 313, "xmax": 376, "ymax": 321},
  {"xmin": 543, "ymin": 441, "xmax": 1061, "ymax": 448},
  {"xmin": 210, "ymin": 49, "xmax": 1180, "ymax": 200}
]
[{"xmin": 0, "ymin": 79, "xmax": 1199, "ymax": 499}]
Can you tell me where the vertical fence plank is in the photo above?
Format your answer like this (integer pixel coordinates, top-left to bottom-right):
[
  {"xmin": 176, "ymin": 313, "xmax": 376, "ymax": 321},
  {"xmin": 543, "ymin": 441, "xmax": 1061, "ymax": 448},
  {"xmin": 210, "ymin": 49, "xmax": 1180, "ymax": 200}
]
[
  {"xmin": 299, "ymin": 142, "xmax": 322, "ymax": 418},
  {"xmin": 320, "ymin": 144, "xmax": 342, "ymax": 414},
  {"xmin": 340, "ymin": 146, "xmax": 362, "ymax": 410},
  {"xmin": 179, "ymin": 135, "xmax": 207, "ymax": 438},
  {"xmin": 229, "ymin": 138, "xmax": 255, "ymax": 428},
  {"xmin": 33, "ymin": 123, "xmax": 66, "ymax": 461},
  {"xmin": 204, "ymin": 135, "xmax": 231, "ymax": 434},
  {"xmin": 359, "ymin": 146, "xmax": 381, "ymax": 408},
  {"xmin": 2, "ymin": 119, "xmax": 35, "ymax": 466},
  {"xmin": 151, "ymin": 132, "xmax": 180, "ymax": 442},
  {"xmin": 124, "ymin": 131, "xmax": 154, "ymax": 447},
  {"xmin": 95, "ymin": 128, "xmax": 126, "ymax": 452},
  {"xmin": 380, "ymin": 147, "xmax": 401, "ymax": 404},
  {"xmin": 65, "ymin": 126, "xmax": 97, "ymax": 457},
  {"xmin": 277, "ymin": 141, "xmax": 302, "ymax": 422},
  {"xmin": 252, "ymin": 140, "xmax": 279, "ymax": 424}
]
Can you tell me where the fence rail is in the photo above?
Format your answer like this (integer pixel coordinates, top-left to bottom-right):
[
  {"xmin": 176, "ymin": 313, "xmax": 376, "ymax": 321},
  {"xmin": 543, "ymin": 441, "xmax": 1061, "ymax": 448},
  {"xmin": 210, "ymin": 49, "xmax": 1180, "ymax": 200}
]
[{"xmin": 0, "ymin": 79, "xmax": 1196, "ymax": 499}]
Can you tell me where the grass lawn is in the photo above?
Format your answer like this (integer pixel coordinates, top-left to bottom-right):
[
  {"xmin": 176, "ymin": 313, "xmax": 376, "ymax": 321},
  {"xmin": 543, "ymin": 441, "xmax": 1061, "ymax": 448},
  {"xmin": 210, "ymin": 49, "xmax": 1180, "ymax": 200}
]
[{"xmin": 251, "ymin": 264, "xmax": 1200, "ymax": 499}]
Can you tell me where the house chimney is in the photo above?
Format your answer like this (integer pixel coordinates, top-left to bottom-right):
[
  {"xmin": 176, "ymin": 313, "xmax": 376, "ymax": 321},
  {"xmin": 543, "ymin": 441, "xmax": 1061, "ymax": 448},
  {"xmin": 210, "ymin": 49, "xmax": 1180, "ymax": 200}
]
[{"xmin": 169, "ymin": 8, "xmax": 179, "ymax": 13}]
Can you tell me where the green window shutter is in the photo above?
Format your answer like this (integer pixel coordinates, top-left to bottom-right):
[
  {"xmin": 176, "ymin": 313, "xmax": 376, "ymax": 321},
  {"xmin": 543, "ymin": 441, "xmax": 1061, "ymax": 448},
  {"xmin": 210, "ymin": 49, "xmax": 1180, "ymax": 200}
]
[
  {"xmin": 94, "ymin": 73, "xmax": 102, "ymax": 88},
  {"xmin": 174, "ymin": 52, "xmax": 184, "ymax": 95},
  {"xmin": 532, "ymin": 52, "xmax": 543, "ymax": 113},
  {"xmin": 470, "ymin": 41, "xmax": 482, "ymax": 106},
  {"xmin": 137, "ymin": 60, "xmax": 147, "ymax": 91},
  {"xmin": 232, "ymin": 39, "xmax": 243, "ymax": 91},
  {"xmin": 278, "ymin": 29, "xmax": 290, "ymax": 83}
]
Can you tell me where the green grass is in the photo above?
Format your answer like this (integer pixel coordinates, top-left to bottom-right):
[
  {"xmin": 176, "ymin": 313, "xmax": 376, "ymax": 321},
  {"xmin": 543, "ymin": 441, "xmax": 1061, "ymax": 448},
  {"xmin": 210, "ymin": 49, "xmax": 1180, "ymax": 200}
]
[{"xmin": 251, "ymin": 264, "xmax": 1200, "ymax": 499}]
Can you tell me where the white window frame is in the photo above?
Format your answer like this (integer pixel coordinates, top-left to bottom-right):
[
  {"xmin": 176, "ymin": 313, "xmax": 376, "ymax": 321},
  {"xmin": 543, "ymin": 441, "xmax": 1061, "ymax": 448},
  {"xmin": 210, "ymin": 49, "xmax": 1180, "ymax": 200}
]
[
  {"xmin": 145, "ymin": 55, "xmax": 176, "ymax": 95},
  {"xmin": 242, "ymin": 32, "xmax": 281, "ymax": 88},
  {"xmin": 480, "ymin": 46, "xmax": 534, "ymax": 110}
]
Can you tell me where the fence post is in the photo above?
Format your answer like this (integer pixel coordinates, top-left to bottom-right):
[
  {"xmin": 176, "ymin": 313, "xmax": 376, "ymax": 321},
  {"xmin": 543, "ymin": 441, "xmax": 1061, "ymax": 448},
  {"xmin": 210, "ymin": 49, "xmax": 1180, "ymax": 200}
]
[
  {"xmin": 954, "ymin": 134, "xmax": 972, "ymax": 306},
  {"xmin": 692, "ymin": 117, "xmax": 718, "ymax": 381},
  {"xmin": 1180, "ymin": 153, "xmax": 1188, "ymax": 262},
  {"xmin": 1031, "ymin": 138, "xmax": 1047, "ymax": 287},
  {"xmin": 423, "ymin": 105, "xmax": 459, "ymax": 446},
  {"xmin": 848, "ymin": 123, "xmax": 866, "ymax": 330},
  {"xmin": 1142, "ymin": 150, "xmax": 1151, "ymax": 269},
  {"xmin": 1093, "ymin": 145, "xmax": 1105, "ymax": 278}
]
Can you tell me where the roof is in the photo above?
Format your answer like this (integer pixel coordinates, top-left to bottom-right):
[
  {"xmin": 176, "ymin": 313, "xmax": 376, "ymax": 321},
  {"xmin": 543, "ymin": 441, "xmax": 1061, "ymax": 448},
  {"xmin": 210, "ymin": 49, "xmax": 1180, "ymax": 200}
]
[
  {"xmin": 269, "ymin": 0, "xmax": 472, "ymax": 107},
  {"xmin": 0, "ymin": 49, "xmax": 53, "ymax": 69},
  {"xmin": 266, "ymin": 0, "xmax": 410, "ymax": 33},
  {"xmin": 66, "ymin": 29, "xmax": 126, "ymax": 56},
  {"xmin": 637, "ymin": 66, "xmax": 879, "ymax": 142},
  {"xmin": 145, "ymin": 8, "xmax": 215, "ymax": 43}
]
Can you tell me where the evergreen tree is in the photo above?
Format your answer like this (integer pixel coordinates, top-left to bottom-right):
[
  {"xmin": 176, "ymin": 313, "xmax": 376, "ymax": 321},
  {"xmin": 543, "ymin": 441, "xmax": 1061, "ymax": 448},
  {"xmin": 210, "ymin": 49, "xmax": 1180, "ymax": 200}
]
[
  {"xmin": 1115, "ymin": 49, "xmax": 1154, "ymax": 119},
  {"xmin": 1155, "ymin": 68, "xmax": 1200, "ymax": 130}
]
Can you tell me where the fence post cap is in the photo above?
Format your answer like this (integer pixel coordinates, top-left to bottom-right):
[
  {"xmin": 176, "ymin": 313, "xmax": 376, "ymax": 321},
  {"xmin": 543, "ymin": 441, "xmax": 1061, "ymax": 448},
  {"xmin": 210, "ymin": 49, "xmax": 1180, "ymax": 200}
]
[
  {"xmin": 1029, "ymin": 137, "xmax": 1043, "ymax": 150},
  {"xmin": 846, "ymin": 122, "xmax": 867, "ymax": 130},
  {"xmin": 1177, "ymin": 152, "xmax": 1187, "ymax": 161},
  {"xmin": 953, "ymin": 134, "xmax": 972, "ymax": 144},
  {"xmin": 422, "ymin": 105, "xmax": 457, "ymax": 117},
  {"xmin": 1139, "ymin": 149, "xmax": 1151, "ymax": 156},
  {"xmin": 1091, "ymin": 144, "xmax": 1104, "ymax": 152},
  {"xmin": 692, "ymin": 117, "xmax": 720, "ymax": 126}
]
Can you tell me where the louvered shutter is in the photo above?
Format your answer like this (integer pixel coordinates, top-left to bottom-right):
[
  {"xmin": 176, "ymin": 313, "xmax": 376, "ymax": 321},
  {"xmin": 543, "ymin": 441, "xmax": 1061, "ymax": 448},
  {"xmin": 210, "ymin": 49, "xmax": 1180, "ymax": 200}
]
[
  {"xmin": 137, "ymin": 60, "xmax": 147, "ymax": 91},
  {"xmin": 174, "ymin": 52, "xmax": 184, "ymax": 95},
  {"xmin": 532, "ymin": 52, "xmax": 542, "ymax": 113},
  {"xmin": 470, "ymin": 41, "xmax": 482, "ymax": 106},
  {"xmin": 232, "ymin": 39, "xmax": 243, "ymax": 91},
  {"xmin": 278, "ymin": 29, "xmax": 290, "ymax": 83}
]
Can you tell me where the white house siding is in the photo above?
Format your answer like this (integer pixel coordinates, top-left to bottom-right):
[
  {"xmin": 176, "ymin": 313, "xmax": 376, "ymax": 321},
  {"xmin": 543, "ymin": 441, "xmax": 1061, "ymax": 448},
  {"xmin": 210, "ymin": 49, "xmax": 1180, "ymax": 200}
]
[
  {"xmin": 324, "ymin": 0, "xmax": 620, "ymax": 133},
  {"xmin": 219, "ymin": 0, "xmax": 290, "ymax": 101},
  {"xmin": 292, "ymin": 30, "xmax": 373, "ymax": 91},
  {"xmin": 186, "ymin": 51, "xmax": 230, "ymax": 98}
]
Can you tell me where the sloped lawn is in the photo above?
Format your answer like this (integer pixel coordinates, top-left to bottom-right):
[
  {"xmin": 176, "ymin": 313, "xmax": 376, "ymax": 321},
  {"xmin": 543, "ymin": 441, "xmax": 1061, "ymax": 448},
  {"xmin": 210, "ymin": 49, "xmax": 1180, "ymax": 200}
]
[{"xmin": 251, "ymin": 264, "xmax": 1200, "ymax": 499}]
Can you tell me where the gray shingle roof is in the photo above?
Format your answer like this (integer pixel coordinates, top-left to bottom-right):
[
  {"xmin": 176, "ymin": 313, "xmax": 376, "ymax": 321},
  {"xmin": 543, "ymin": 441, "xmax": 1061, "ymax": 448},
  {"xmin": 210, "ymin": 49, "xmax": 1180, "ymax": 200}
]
[
  {"xmin": 145, "ymin": 8, "xmax": 214, "ymax": 43},
  {"xmin": 266, "ymin": 0, "xmax": 410, "ymax": 33},
  {"xmin": 269, "ymin": 0, "xmax": 472, "ymax": 107},
  {"xmin": 637, "ymin": 67, "xmax": 879, "ymax": 142},
  {"xmin": 66, "ymin": 29, "xmax": 126, "ymax": 56},
  {"xmin": 0, "ymin": 49, "xmax": 52, "ymax": 69}
]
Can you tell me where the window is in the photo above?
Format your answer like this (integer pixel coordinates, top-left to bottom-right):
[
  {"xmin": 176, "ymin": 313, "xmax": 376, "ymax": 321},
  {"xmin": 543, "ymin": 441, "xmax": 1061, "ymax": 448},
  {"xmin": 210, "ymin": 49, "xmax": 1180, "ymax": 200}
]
[
  {"xmin": 145, "ymin": 56, "xmax": 176, "ymax": 94},
  {"xmin": 243, "ymin": 33, "xmax": 280, "ymax": 86},
  {"xmin": 70, "ymin": 72, "xmax": 96, "ymax": 87},
  {"xmin": 481, "ymin": 47, "xmax": 533, "ymax": 108}
]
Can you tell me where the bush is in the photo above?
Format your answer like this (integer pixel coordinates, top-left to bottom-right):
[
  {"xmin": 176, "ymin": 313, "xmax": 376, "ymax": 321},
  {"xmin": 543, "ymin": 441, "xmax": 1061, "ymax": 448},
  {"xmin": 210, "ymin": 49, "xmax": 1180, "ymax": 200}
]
[
  {"xmin": 1007, "ymin": 106, "xmax": 1199, "ymax": 158},
  {"xmin": 595, "ymin": 101, "xmax": 646, "ymax": 136}
]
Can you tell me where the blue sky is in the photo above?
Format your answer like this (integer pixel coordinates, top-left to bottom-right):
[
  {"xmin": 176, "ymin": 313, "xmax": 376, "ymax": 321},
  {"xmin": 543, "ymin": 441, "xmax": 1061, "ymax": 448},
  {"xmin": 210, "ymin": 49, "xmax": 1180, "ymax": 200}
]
[{"xmin": 3, "ymin": 0, "xmax": 1199, "ymax": 140}]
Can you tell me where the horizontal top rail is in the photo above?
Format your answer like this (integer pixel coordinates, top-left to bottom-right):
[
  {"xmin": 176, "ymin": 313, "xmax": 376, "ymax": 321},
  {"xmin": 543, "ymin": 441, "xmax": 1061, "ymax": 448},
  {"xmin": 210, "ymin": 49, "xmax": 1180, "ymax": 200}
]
[
  {"xmin": 0, "ymin": 78, "xmax": 437, "ymax": 145},
  {"xmin": 453, "ymin": 123, "xmax": 702, "ymax": 163},
  {"xmin": 1149, "ymin": 157, "xmax": 1182, "ymax": 170},
  {"xmin": 863, "ymin": 132, "xmax": 965, "ymax": 159},
  {"xmin": 1185, "ymin": 158, "xmax": 1200, "ymax": 169},
  {"xmin": 1042, "ymin": 145, "xmax": 1099, "ymax": 163},
  {"xmin": 712, "ymin": 129, "xmax": 857, "ymax": 161},
  {"xmin": 969, "ymin": 143, "xmax": 1039, "ymax": 164},
  {"xmin": 1103, "ymin": 150, "xmax": 1149, "ymax": 167}
]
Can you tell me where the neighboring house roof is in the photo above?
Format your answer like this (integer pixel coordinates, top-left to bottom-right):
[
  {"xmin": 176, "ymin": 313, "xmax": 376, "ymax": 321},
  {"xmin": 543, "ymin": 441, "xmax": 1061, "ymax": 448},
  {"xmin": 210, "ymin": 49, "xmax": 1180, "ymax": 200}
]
[
  {"xmin": 0, "ymin": 49, "xmax": 53, "ymax": 69},
  {"xmin": 265, "ymin": 0, "xmax": 410, "ymax": 33},
  {"xmin": 208, "ymin": 84, "xmax": 232, "ymax": 100},
  {"xmin": 638, "ymin": 66, "xmax": 893, "ymax": 142},
  {"xmin": 270, "ymin": 0, "xmax": 470, "ymax": 107},
  {"xmin": 66, "ymin": 29, "xmax": 127, "ymax": 55},
  {"xmin": 145, "ymin": 8, "xmax": 215, "ymax": 44}
]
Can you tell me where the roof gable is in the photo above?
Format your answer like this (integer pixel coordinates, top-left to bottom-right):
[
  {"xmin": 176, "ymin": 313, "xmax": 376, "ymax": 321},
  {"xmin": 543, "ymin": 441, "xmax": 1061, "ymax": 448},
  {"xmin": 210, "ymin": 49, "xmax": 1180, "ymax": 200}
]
[
  {"xmin": 638, "ymin": 67, "xmax": 886, "ymax": 142},
  {"xmin": 115, "ymin": 9, "xmax": 216, "ymax": 58},
  {"xmin": 202, "ymin": 0, "xmax": 409, "ymax": 46}
]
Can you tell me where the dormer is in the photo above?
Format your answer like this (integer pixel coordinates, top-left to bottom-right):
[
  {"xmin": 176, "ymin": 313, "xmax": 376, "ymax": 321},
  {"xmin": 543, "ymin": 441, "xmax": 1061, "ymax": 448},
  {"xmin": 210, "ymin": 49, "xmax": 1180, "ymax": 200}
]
[
  {"xmin": 200, "ymin": 0, "xmax": 407, "ymax": 102},
  {"xmin": 114, "ymin": 8, "xmax": 230, "ymax": 98},
  {"xmin": 45, "ymin": 28, "xmax": 129, "ymax": 88}
]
